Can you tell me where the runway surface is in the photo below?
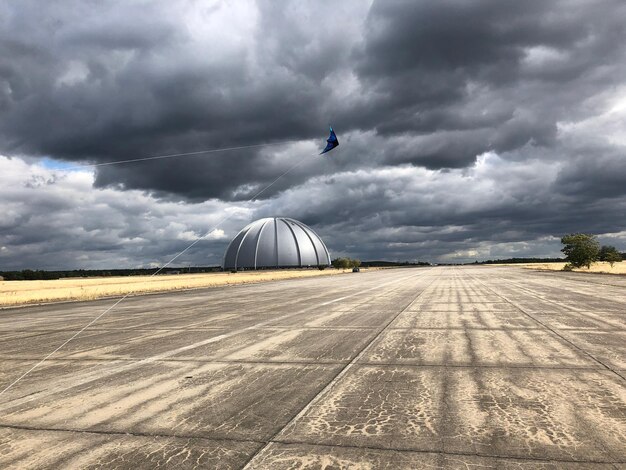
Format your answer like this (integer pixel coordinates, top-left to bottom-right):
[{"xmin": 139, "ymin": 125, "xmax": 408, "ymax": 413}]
[{"xmin": 0, "ymin": 266, "xmax": 624, "ymax": 469}]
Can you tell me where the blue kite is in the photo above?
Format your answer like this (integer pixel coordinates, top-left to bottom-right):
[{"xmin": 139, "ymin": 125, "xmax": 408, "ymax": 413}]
[{"xmin": 320, "ymin": 126, "xmax": 339, "ymax": 154}]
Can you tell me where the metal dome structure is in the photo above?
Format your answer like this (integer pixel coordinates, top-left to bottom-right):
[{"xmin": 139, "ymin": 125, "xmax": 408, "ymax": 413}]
[{"xmin": 223, "ymin": 217, "xmax": 331, "ymax": 270}]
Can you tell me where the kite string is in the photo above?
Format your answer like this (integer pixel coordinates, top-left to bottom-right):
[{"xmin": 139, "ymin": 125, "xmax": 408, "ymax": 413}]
[
  {"xmin": 56, "ymin": 140, "xmax": 298, "ymax": 171},
  {"xmin": 0, "ymin": 155, "xmax": 311, "ymax": 398}
]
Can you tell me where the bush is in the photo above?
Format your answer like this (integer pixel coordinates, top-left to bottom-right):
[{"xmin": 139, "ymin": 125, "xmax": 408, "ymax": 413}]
[
  {"xmin": 331, "ymin": 257, "xmax": 361, "ymax": 269},
  {"xmin": 598, "ymin": 245, "xmax": 622, "ymax": 267},
  {"xmin": 562, "ymin": 264, "xmax": 574, "ymax": 272},
  {"xmin": 331, "ymin": 257, "xmax": 351, "ymax": 269}
]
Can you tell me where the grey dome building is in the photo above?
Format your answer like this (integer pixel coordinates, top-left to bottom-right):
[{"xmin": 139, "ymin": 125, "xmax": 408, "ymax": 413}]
[{"xmin": 223, "ymin": 217, "xmax": 331, "ymax": 270}]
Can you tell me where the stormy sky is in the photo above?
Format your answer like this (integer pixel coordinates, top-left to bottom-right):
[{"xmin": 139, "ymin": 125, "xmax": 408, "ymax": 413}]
[{"xmin": 1, "ymin": 0, "xmax": 626, "ymax": 269}]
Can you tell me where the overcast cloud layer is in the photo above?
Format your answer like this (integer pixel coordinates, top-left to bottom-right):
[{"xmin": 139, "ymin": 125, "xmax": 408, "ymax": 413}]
[{"xmin": 1, "ymin": 0, "xmax": 626, "ymax": 269}]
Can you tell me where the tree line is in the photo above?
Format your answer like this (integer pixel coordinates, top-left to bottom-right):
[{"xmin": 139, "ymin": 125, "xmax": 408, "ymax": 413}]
[{"xmin": 0, "ymin": 266, "xmax": 222, "ymax": 281}]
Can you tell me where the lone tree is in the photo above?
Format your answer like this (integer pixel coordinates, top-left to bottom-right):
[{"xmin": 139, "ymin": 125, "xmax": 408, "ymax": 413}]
[
  {"xmin": 561, "ymin": 233, "xmax": 600, "ymax": 269},
  {"xmin": 599, "ymin": 245, "xmax": 622, "ymax": 267}
]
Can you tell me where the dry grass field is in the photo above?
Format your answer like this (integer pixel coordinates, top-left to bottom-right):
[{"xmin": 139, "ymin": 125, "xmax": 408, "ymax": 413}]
[
  {"xmin": 0, "ymin": 269, "xmax": 362, "ymax": 307},
  {"xmin": 490, "ymin": 260, "xmax": 626, "ymax": 275}
]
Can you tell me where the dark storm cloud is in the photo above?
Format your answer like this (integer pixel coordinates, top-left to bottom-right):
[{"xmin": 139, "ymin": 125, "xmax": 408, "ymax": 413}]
[
  {"xmin": 554, "ymin": 148, "xmax": 626, "ymax": 200},
  {"xmin": 0, "ymin": 1, "xmax": 354, "ymax": 200},
  {"xmin": 350, "ymin": 0, "xmax": 626, "ymax": 164},
  {"xmin": 1, "ymin": 0, "xmax": 626, "ymax": 268},
  {"xmin": 2, "ymin": 1, "xmax": 625, "ymax": 184}
]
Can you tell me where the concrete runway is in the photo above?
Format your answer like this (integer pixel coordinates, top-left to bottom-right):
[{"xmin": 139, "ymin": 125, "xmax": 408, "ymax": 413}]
[{"xmin": 0, "ymin": 266, "xmax": 624, "ymax": 469}]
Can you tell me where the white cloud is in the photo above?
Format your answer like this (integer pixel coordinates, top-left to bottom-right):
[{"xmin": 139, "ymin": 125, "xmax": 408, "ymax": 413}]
[{"xmin": 0, "ymin": 156, "xmax": 257, "ymax": 269}]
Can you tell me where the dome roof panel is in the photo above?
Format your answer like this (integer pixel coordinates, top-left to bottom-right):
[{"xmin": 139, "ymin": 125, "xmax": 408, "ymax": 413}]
[
  {"xmin": 288, "ymin": 221, "xmax": 319, "ymax": 266},
  {"xmin": 255, "ymin": 219, "xmax": 277, "ymax": 267},
  {"xmin": 276, "ymin": 218, "xmax": 299, "ymax": 266},
  {"xmin": 234, "ymin": 219, "xmax": 266, "ymax": 269},
  {"xmin": 223, "ymin": 228, "xmax": 247, "ymax": 270},
  {"xmin": 294, "ymin": 220, "xmax": 330, "ymax": 266}
]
